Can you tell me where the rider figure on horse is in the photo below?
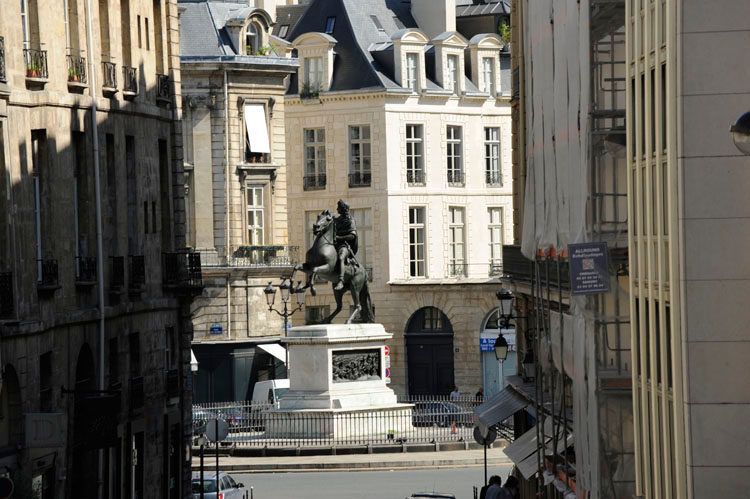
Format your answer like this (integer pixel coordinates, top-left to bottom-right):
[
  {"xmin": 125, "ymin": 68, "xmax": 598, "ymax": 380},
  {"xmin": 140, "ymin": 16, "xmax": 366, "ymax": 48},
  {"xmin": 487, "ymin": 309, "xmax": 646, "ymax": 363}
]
[{"xmin": 333, "ymin": 199, "xmax": 358, "ymax": 291}]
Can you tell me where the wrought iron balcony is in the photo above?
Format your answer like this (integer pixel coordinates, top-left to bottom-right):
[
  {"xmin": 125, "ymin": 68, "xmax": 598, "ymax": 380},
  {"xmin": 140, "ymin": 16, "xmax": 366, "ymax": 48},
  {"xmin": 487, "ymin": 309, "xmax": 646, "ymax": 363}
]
[
  {"xmin": 447, "ymin": 262, "xmax": 468, "ymax": 278},
  {"xmin": 102, "ymin": 61, "xmax": 117, "ymax": 89},
  {"xmin": 220, "ymin": 245, "xmax": 299, "ymax": 268},
  {"xmin": 486, "ymin": 171, "xmax": 502, "ymax": 186},
  {"xmin": 0, "ymin": 272, "xmax": 12, "ymax": 317},
  {"xmin": 24, "ymin": 47, "xmax": 48, "ymax": 79},
  {"xmin": 123, "ymin": 66, "xmax": 137, "ymax": 94},
  {"xmin": 128, "ymin": 255, "xmax": 146, "ymax": 291},
  {"xmin": 37, "ymin": 259, "xmax": 59, "ymax": 291},
  {"xmin": 110, "ymin": 256, "xmax": 125, "ymax": 290},
  {"xmin": 303, "ymin": 173, "xmax": 326, "ymax": 191},
  {"xmin": 156, "ymin": 74, "xmax": 169, "ymax": 99},
  {"xmin": 349, "ymin": 171, "xmax": 371, "ymax": 188},
  {"xmin": 75, "ymin": 256, "xmax": 97, "ymax": 285},
  {"xmin": 66, "ymin": 54, "xmax": 87, "ymax": 84},
  {"xmin": 406, "ymin": 170, "xmax": 425, "ymax": 185},
  {"xmin": 163, "ymin": 252, "xmax": 203, "ymax": 292},
  {"xmin": 447, "ymin": 170, "xmax": 465, "ymax": 186},
  {"xmin": 0, "ymin": 37, "xmax": 6, "ymax": 82},
  {"xmin": 129, "ymin": 376, "xmax": 144, "ymax": 410},
  {"xmin": 501, "ymin": 245, "xmax": 570, "ymax": 290},
  {"xmin": 489, "ymin": 260, "xmax": 503, "ymax": 277},
  {"xmin": 166, "ymin": 369, "xmax": 179, "ymax": 399}
]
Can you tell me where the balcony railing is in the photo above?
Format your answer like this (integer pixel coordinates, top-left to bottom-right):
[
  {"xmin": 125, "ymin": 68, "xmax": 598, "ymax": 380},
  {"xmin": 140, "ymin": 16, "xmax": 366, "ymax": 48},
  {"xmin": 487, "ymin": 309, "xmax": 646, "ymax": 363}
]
[
  {"xmin": 486, "ymin": 171, "xmax": 502, "ymax": 186},
  {"xmin": 24, "ymin": 47, "xmax": 48, "ymax": 79},
  {"xmin": 156, "ymin": 74, "xmax": 169, "ymax": 99},
  {"xmin": 166, "ymin": 369, "xmax": 179, "ymax": 399},
  {"xmin": 123, "ymin": 66, "xmax": 137, "ymax": 94},
  {"xmin": 406, "ymin": 170, "xmax": 425, "ymax": 185},
  {"xmin": 489, "ymin": 260, "xmax": 503, "ymax": 277},
  {"xmin": 129, "ymin": 376, "xmax": 144, "ymax": 410},
  {"xmin": 102, "ymin": 61, "xmax": 117, "ymax": 89},
  {"xmin": 303, "ymin": 173, "xmax": 326, "ymax": 191},
  {"xmin": 222, "ymin": 245, "xmax": 298, "ymax": 268},
  {"xmin": 501, "ymin": 245, "xmax": 570, "ymax": 290},
  {"xmin": 447, "ymin": 262, "xmax": 468, "ymax": 278},
  {"xmin": 75, "ymin": 256, "xmax": 97, "ymax": 284},
  {"xmin": 37, "ymin": 259, "xmax": 59, "ymax": 289},
  {"xmin": 0, "ymin": 37, "xmax": 6, "ymax": 82},
  {"xmin": 447, "ymin": 170, "xmax": 465, "ymax": 186},
  {"xmin": 129, "ymin": 255, "xmax": 146, "ymax": 290},
  {"xmin": 66, "ymin": 54, "xmax": 87, "ymax": 84},
  {"xmin": 349, "ymin": 171, "xmax": 371, "ymax": 188},
  {"xmin": 163, "ymin": 252, "xmax": 203, "ymax": 289},
  {"xmin": 110, "ymin": 256, "xmax": 125, "ymax": 289},
  {"xmin": 0, "ymin": 272, "xmax": 12, "ymax": 317}
]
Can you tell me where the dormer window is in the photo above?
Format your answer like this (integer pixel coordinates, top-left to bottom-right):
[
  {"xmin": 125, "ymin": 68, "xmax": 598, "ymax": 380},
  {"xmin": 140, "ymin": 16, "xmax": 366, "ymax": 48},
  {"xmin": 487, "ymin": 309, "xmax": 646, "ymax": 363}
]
[
  {"xmin": 447, "ymin": 55, "xmax": 459, "ymax": 94},
  {"xmin": 246, "ymin": 23, "xmax": 259, "ymax": 55},
  {"xmin": 278, "ymin": 25, "xmax": 289, "ymax": 38},
  {"xmin": 325, "ymin": 17, "xmax": 336, "ymax": 34},
  {"xmin": 406, "ymin": 53, "xmax": 419, "ymax": 92},
  {"xmin": 482, "ymin": 57, "xmax": 495, "ymax": 95},
  {"xmin": 305, "ymin": 56, "xmax": 324, "ymax": 89}
]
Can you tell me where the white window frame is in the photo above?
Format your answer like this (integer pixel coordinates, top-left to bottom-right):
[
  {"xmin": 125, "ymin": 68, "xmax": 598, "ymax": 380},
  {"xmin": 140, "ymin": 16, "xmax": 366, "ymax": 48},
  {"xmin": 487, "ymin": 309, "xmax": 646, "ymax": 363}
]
[
  {"xmin": 303, "ymin": 128, "xmax": 326, "ymax": 190},
  {"xmin": 348, "ymin": 125, "xmax": 371, "ymax": 187},
  {"xmin": 448, "ymin": 207, "xmax": 465, "ymax": 276},
  {"xmin": 484, "ymin": 127, "xmax": 501, "ymax": 185},
  {"xmin": 482, "ymin": 57, "xmax": 495, "ymax": 95},
  {"xmin": 246, "ymin": 23, "xmax": 259, "ymax": 54},
  {"xmin": 446, "ymin": 125, "xmax": 463, "ymax": 185},
  {"xmin": 305, "ymin": 56, "xmax": 323, "ymax": 90},
  {"xmin": 405, "ymin": 52, "xmax": 419, "ymax": 92},
  {"xmin": 246, "ymin": 184, "xmax": 265, "ymax": 245},
  {"xmin": 408, "ymin": 206, "xmax": 426, "ymax": 278},
  {"xmin": 351, "ymin": 208, "xmax": 372, "ymax": 280},
  {"xmin": 488, "ymin": 207, "xmax": 503, "ymax": 274},
  {"xmin": 244, "ymin": 103, "xmax": 271, "ymax": 160},
  {"xmin": 406, "ymin": 124, "xmax": 424, "ymax": 184},
  {"xmin": 447, "ymin": 54, "xmax": 458, "ymax": 94}
]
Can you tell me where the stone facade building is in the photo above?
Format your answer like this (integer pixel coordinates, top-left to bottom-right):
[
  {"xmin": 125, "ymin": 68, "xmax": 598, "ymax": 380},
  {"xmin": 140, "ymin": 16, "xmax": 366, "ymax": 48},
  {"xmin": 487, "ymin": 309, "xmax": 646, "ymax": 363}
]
[
  {"xmin": 0, "ymin": 0, "xmax": 198, "ymax": 497},
  {"xmin": 284, "ymin": 0, "xmax": 514, "ymax": 398},
  {"xmin": 179, "ymin": 0, "xmax": 299, "ymax": 403}
]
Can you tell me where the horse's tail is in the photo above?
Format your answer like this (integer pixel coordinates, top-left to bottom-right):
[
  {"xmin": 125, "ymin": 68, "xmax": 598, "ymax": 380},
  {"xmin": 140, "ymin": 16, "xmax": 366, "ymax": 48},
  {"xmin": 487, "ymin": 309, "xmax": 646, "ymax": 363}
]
[{"xmin": 359, "ymin": 281, "xmax": 375, "ymax": 323}]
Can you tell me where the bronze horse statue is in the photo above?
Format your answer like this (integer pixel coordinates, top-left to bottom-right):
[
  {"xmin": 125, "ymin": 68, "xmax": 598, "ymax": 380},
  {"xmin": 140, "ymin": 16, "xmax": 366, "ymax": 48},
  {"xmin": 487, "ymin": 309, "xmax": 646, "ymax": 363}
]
[{"xmin": 293, "ymin": 209, "xmax": 374, "ymax": 324}]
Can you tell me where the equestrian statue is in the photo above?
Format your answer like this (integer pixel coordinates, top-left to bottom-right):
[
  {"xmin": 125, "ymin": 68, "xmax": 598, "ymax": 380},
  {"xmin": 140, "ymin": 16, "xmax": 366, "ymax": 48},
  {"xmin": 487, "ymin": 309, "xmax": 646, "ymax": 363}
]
[{"xmin": 292, "ymin": 200, "xmax": 375, "ymax": 324}]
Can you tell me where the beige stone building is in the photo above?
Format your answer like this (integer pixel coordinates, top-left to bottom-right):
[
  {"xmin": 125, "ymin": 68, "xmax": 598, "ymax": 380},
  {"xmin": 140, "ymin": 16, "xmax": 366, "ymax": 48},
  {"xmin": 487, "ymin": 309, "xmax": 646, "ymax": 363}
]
[
  {"xmin": 284, "ymin": 0, "xmax": 513, "ymax": 398},
  {"xmin": 627, "ymin": 1, "xmax": 750, "ymax": 497},
  {"xmin": 0, "ymin": 0, "xmax": 198, "ymax": 497},
  {"xmin": 179, "ymin": 0, "xmax": 299, "ymax": 403}
]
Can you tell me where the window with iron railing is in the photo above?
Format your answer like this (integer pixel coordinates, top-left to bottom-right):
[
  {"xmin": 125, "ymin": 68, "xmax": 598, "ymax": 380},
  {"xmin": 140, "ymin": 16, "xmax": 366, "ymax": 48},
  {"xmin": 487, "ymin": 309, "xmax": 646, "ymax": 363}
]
[
  {"xmin": 448, "ymin": 207, "xmax": 465, "ymax": 277},
  {"xmin": 406, "ymin": 124, "xmax": 424, "ymax": 185},
  {"xmin": 408, "ymin": 207, "xmax": 426, "ymax": 277},
  {"xmin": 157, "ymin": 74, "xmax": 169, "ymax": 99},
  {"xmin": 24, "ymin": 47, "xmax": 48, "ymax": 79},
  {"xmin": 488, "ymin": 207, "xmax": 503, "ymax": 275},
  {"xmin": 75, "ymin": 256, "xmax": 97, "ymax": 284},
  {"xmin": 102, "ymin": 61, "xmax": 117, "ymax": 89},
  {"xmin": 485, "ymin": 127, "xmax": 501, "ymax": 186},
  {"xmin": 446, "ymin": 126, "xmax": 463, "ymax": 186},
  {"xmin": 352, "ymin": 208, "xmax": 372, "ymax": 280},
  {"xmin": 349, "ymin": 125, "xmax": 371, "ymax": 187},
  {"xmin": 123, "ymin": 66, "xmax": 137, "ymax": 94},
  {"xmin": 66, "ymin": 53, "xmax": 87, "ymax": 84},
  {"xmin": 303, "ymin": 128, "xmax": 326, "ymax": 190},
  {"xmin": 37, "ymin": 259, "xmax": 59, "ymax": 289}
]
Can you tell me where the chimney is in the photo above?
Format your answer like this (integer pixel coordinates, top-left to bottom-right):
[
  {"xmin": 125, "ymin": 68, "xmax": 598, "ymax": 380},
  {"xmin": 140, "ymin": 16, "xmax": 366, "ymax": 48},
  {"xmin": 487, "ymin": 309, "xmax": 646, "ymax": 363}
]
[
  {"xmin": 411, "ymin": 0, "xmax": 456, "ymax": 39},
  {"xmin": 257, "ymin": 0, "xmax": 277, "ymax": 21}
]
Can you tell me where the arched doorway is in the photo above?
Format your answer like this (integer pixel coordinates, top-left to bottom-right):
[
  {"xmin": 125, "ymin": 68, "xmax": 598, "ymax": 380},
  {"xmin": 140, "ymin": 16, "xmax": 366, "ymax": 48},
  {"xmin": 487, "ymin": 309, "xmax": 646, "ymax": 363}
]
[
  {"xmin": 406, "ymin": 307, "xmax": 454, "ymax": 395},
  {"xmin": 71, "ymin": 343, "xmax": 97, "ymax": 498},
  {"xmin": 480, "ymin": 310, "xmax": 517, "ymax": 398}
]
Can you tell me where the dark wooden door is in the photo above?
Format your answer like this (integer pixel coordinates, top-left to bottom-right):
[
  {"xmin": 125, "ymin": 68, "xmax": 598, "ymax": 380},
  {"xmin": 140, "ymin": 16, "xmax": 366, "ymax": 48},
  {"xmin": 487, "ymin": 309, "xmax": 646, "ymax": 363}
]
[{"xmin": 406, "ymin": 307, "xmax": 454, "ymax": 396}]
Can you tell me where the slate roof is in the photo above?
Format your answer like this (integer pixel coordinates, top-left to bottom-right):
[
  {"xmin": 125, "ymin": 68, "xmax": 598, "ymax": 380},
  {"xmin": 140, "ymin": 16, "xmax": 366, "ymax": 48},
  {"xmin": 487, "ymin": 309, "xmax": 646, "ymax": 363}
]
[
  {"xmin": 456, "ymin": 0, "xmax": 510, "ymax": 17},
  {"xmin": 179, "ymin": 1, "xmax": 270, "ymax": 56},
  {"xmin": 275, "ymin": 4, "xmax": 308, "ymax": 40}
]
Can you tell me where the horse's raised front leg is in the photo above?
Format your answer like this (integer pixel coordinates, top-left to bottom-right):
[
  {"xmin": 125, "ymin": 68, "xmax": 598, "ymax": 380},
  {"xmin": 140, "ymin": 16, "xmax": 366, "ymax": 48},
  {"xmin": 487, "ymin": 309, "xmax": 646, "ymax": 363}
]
[{"xmin": 322, "ymin": 289, "xmax": 344, "ymax": 324}]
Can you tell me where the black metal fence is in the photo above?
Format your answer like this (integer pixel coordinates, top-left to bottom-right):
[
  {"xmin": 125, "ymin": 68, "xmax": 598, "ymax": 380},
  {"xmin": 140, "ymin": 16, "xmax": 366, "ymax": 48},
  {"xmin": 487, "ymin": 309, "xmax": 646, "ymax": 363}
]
[
  {"xmin": 66, "ymin": 54, "xmax": 87, "ymax": 84},
  {"xmin": 447, "ymin": 170, "xmax": 465, "ymax": 186},
  {"xmin": 37, "ymin": 259, "xmax": 58, "ymax": 288},
  {"xmin": 407, "ymin": 170, "xmax": 425, "ymax": 185},
  {"xmin": 485, "ymin": 171, "xmax": 502, "ymax": 186},
  {"xmin": 192, "ymin": 395, "xmax": 506, "ymax": 448},
  {"xmin": 123, "ymin": 66, "xmax": 137, "ymax": 93},
  {"xmin": 76, "ymin": 256, "xmax": 97, "ymax": 283},
  {"xmin": 349, "ymin": 171, "xmax": 371, "ymax": 187},
  {"xmin": 303, "ymin": 173, "xmax": 326, "ymax": 191},
  {"xmin": 163, "ymin": 252, "xmax": 203, "ymax": 288},
  {"xmin": 102, "ymin": 61, "xmax": 117, "ymax": 89},
  {"xmin": 156, "ymin": 74, "xmax": 169, "ymax": 99},
  {"xmin": 24, "ymin": 47, "xmax": 48, "ymax": 79}
]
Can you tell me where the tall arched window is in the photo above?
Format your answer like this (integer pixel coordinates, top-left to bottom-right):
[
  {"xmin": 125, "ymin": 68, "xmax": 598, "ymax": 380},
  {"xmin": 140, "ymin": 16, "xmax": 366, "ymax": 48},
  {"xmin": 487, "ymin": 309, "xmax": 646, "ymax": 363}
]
[{"xmin": 246, "ymin": 23, "xmax": 259, "ymax": 55}]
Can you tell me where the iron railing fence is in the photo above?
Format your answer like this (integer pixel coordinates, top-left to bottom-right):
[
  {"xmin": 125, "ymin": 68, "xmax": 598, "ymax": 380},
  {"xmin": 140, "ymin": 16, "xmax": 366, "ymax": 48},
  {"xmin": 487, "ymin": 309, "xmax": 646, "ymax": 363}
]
[
  {"xmin": 406, "ymin": 170, "xmax": 426, "ymax": 185},
  {"xmin": 192, "ymin": 395, "xmax": 509, "ymax": 448},
  {"xmin": 102, "ymin": 61, "xmax": 117, "ymax": 89},
  {"xmin": 0, "ymin": 37, "xmax": 6, "ymax": 82},
  {"xmin": 24, "ymin": 47, "xmax": 48, "ymax": 79},
  {"xmin": 485, "ymin": 171, "xmax": 502, "ymax": 186},
  {"xmin": 66, "ymin": 54, "xmax": 87, "ymax": 84},
  {"xmin": 37, "ymin": 259, "xmax": 59, "ymax": 288},
  {"xmin": 0, "ymin": 272, "xmax": 12, "ymax": 317},
  {"xmin": 447, "ymin": 170, "xmax": 465, "ymax": 186},
  {"xmin": 201, "ymin": 245, "xmax": 300, "ymax": 268},
  {"xmin": 75, "ymin": 256, "xmax": 97, "ymax": 283},
  {"xmin": 348, "ymin": 171, "xmax": 371, "ymax": 187},
  {"xmin": 123, "ymin": 66, "xmax": 137, "ymax": 93},
  {"xmin": 163, "ymin": 252, "xmax": 203, "ymax": 288},
  {"xmin": 303, "ymin": 173, "xmax": 326, "ymax": 190},
  {"xmin": 447, "ymin": 262, "xmax": 468, "ymax": 278},
  {"xmin": 156, "ymin": 74, "xmax": 169, "ymax": 99}
]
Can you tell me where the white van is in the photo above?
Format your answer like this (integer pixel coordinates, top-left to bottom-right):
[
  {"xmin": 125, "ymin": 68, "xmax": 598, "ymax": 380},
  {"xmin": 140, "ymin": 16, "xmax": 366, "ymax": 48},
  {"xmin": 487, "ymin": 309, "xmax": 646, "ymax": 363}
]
[{"xmin": 251, "ymin": 379, "xmax": 290, "ymax": 406}]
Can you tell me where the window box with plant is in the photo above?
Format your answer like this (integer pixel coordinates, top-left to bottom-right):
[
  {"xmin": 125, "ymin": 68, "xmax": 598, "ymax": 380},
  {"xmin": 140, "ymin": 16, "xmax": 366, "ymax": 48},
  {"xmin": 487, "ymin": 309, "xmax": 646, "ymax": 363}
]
[{"xmin": 300, "ymin": 82, "xmax": 321, "ymax": 100}]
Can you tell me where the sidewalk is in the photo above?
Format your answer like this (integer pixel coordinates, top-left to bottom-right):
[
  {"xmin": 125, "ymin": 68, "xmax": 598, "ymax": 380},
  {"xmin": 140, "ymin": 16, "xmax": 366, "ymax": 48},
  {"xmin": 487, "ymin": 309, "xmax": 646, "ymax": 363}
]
[{"xmin": 192, "ymin": 445, "xmax": 511, "ymax": 473}]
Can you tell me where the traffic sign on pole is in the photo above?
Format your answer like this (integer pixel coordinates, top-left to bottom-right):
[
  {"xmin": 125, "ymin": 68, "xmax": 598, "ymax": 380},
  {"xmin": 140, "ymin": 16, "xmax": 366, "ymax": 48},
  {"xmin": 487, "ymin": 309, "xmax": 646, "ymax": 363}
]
[
  {"xmin": 205, "ymin": 418, "xmax": 229, "ymax": 442},
  {"xmin": 384, "ymin": 346, "xmax": 390, "ymax": 356}
]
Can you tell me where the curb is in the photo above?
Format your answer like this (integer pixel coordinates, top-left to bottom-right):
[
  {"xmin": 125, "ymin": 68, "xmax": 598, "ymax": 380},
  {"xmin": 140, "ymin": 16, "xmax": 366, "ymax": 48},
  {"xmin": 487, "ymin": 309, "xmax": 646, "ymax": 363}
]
[{"xmin": 191, "ymin": 457, "xmax": 513, "ymax": 473}]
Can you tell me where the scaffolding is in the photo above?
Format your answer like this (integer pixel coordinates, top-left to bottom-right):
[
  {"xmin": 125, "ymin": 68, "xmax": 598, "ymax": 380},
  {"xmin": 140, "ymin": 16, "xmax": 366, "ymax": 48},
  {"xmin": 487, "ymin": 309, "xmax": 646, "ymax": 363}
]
[{"xmin": 507, "ymin": 0, "xmax": 632, "ymax": 497}]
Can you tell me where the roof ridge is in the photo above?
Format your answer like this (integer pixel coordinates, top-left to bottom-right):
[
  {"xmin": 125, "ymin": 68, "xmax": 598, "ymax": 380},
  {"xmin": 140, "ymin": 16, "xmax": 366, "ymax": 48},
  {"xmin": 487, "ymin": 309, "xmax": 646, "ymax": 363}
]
[{"xmin": 205, "ymin": 2, "xmax": 228, "ymax": 56}]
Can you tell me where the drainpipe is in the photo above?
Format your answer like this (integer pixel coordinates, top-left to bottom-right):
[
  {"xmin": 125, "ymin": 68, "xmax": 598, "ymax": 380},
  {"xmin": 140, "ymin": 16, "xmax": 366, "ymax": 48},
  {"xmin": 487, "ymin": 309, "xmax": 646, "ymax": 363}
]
[
  {"xmin": 224, "ymin": 70, "xmax": 231, "ymax": 340},
  {"xmin": 83, "ymin": 0, "xmax": 105, "ymax": 497}
]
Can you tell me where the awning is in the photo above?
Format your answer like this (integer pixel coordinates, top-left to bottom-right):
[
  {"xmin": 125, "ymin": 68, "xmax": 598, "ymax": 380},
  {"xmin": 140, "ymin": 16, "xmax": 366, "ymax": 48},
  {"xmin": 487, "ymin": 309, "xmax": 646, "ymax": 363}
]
[
  {"xmin": 474, "ymin": 385, "xmax": 529, "ymax": 428},
  {"xmin": 503, "ymin": 418, "xmax": 574, "ymax": 479},
  {"xmin": 190, "ymin": 349, "xmax": 199, "ymax": 372},
  {"xmin": 244, "ymin": 104, "xmax": 271, "ymax": 153},
  {"xmin": 258, "ymin": 343, "xmax": 286, "ymax": 363}
]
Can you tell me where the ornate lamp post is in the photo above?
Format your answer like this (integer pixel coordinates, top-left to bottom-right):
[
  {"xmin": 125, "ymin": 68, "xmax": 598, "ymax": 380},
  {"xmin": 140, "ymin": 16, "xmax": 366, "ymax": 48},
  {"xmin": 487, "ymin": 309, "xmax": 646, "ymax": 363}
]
[{"xmin": 263, "ymin": 277, "xmax": 306, "ymax": 334}]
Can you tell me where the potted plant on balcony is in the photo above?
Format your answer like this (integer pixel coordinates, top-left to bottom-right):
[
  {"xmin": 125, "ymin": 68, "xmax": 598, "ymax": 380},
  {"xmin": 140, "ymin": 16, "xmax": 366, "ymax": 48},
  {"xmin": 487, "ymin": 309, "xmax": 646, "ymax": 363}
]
[
  {"xmin": 68, "ymin": 68, "xmax": 80, "ymax": 82},
  {"xmin": 300, "ymin": 82, "xmax": 321, "ymax": 100},
  {"xmin": 26, "ymin": 62, "xmax": 39, "ymax": 78}
]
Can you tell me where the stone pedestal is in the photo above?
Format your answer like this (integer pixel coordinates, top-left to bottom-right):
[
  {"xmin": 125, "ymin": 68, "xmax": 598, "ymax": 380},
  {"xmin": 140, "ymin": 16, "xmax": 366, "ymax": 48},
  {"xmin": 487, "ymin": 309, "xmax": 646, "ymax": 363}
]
[{"xmin": 265, "ymin": 324, "xmax": 413, "ymax": 439}]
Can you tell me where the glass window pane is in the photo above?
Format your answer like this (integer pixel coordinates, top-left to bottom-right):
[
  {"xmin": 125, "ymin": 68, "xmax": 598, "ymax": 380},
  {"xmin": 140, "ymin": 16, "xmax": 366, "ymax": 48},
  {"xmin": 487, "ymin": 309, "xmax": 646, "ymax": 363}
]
[
  {"xmin": 317, "ymin": 129, "xmax": 325, "ymax": 142},
  {"xmin": 362, "ymin": 126, "xmax": 370, "ymax": 139},
  {"xmin": 350, "ymin": 126, "xmax": 359, "ymax": 140}
]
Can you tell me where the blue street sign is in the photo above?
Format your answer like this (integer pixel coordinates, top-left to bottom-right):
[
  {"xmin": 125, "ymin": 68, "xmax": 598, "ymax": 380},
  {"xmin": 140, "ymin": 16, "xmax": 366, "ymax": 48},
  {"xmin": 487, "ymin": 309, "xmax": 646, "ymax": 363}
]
[{"xmin": 209, "ymin": 323, "xmax": 223, "ymax": 335}]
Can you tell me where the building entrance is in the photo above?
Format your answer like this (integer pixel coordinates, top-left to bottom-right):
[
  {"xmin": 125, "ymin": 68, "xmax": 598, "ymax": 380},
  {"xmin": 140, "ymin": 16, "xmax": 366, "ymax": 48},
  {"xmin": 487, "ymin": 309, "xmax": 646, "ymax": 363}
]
[{"xmin": 406, "ymin": 307, "xmax": 454, "ymax": 395}]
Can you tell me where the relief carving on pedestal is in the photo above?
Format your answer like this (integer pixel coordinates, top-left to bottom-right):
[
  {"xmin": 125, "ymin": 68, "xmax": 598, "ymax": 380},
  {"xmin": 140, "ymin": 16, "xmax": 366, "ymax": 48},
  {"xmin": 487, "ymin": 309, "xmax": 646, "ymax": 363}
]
[{"xmin": 332, "ymin": 349, "xmax": 381, "ymax": 383}]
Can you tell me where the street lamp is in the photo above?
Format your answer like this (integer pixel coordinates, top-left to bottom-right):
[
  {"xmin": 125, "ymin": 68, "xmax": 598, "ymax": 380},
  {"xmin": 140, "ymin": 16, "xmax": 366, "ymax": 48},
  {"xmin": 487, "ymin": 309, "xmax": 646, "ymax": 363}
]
[
  {"xmin": 496, "ymin": 287, "xmax": 515, "ymax": 329},
  {"xmin": 494, "ymin": 334, "xmax": 509, "ymax": 361},
  {"xmin": 730, "ymin": 111, "xmax": 750, "ymax": 156},
  {"xmin": 264, "ymin": 277, "xmax": 306, "ymax": 333}
]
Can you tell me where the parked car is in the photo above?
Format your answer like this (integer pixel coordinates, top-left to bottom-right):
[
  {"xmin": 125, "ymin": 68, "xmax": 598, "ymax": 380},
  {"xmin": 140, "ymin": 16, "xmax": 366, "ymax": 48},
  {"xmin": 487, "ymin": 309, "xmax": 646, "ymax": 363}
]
[
  {"xmin": 412, "ymin": 401, "xmax": 473, "ymax": 427},
  {"xmin": 191, "ymin": 472, "xmax": 245, "ymax": 498}
]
